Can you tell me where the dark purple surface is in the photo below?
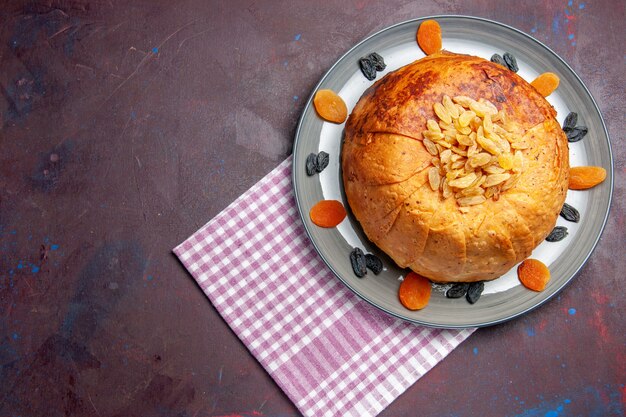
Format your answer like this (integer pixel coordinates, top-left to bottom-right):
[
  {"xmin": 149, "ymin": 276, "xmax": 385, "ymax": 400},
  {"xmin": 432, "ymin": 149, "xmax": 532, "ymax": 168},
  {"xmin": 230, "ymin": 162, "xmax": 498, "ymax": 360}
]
[{"xmin": 1, "ymin": 1, "xmax": 624, "ymax": 416}]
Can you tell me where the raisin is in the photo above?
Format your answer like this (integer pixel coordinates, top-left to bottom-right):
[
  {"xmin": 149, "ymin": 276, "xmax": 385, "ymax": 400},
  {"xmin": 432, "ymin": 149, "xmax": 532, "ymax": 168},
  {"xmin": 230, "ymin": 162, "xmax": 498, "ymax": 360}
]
[
  {"xmin": 367, "ymin": 52, "xmax": 386, "ymax": 71},
  {"xmin": 546, "ymin": 226, "xmax": 568, "ymax": 242},
  {"xmin": 446, "ymin": 283, "xmax": 470, "ymax": 299},
  {"xmin": 305, "ymin": 153, "xmax": 317, "ymax": 176},
  {"xmin": 490, "ymin": 53, "xmax": 507, "ymax": 67},
  {"xmin": 566, "ymin": 126, "xmax": 588, "ymax": 143},
  {"xmin": 562, "ymin": 112, "xmax": 578, "ymax": 131},
  {"xmin": 316, "ymin": 151, "xmax": 329, "ymax": 173},
  {"xmin": 503, "ymin": 52, "xmax": 519, "ymax": 72},
  {"xmin": 466, "ymin": 282, "xmax": 484, "ymax": 304},
  {"xmin": 359, "ymin": 57, "xmax": 377, "ymax": 81},
  {"xmin": 365, "ymin": 254, "xmax": 383, "ymax": 275},
  {"xmin": 350, "ymin": 248, "xmax": 367, "ymax": 278},
  {"xmin": 560, "ymin": 202, "xmax": 580, "ymax": 223}
]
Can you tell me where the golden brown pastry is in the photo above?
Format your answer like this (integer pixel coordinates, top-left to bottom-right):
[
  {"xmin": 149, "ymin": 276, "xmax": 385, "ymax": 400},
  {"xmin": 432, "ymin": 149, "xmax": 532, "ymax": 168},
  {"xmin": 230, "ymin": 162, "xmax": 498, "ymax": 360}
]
[{"xmin": 342, "ymin": 51, "xmax": 569, "ymax": 282}]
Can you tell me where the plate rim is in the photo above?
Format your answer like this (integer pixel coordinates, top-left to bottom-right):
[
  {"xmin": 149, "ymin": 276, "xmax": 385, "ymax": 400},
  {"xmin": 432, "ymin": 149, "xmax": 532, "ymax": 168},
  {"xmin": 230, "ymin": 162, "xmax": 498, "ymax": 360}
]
[{"xmin": 291, "ymin": 15, "xmax": 614, "ymax": 329}]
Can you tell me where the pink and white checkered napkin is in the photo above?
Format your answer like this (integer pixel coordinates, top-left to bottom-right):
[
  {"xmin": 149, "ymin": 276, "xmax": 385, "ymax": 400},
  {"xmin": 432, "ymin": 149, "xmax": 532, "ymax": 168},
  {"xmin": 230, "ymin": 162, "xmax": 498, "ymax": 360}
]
[{"xmin": 174, "ymin": 156, "xmax": 474, "ymax": 417}]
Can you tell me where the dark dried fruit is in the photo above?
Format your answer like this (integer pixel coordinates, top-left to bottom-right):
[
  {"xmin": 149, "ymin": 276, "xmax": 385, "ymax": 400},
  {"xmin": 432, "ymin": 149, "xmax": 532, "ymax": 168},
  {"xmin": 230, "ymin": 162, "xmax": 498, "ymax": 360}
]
[
  {"xmin": 562, "ymin": 112, "xmax": 578, "ymax": 131},
  {"xmin": 316, "ymin": 151, "xmax": 329, "ymax": 173},
  {"xmin": 365, "ymin": 254, "xmax": 383, "ymax": 275},
  {"xmin": 546, "ymin": 226, "xmax": 569, "ymax": 242},
  {"xmin": 490, "ymin": 53, "xmax": 507, "ymax": 67},
  {"xmin": 503, "ymin": 52, "xmax": 519, "ymax": 72},
  {"xmin": 560, "ymin": 202, "xmax": 580, "ymax": 223},
  {"xmin": 359, "ymin": 57, "xmax": 377, "ymax": 81},
  {"xmin": 305, "ymin": 153, "xmax": 317, "ymax": 176},
  {"xmin": 566, "ymin": 126, "xmax": 588, "ymax": 143},
  {"xmin": 350, "ymin": 248, "xmax": 367, "ymax": 278},
  {"xmin": 446, "ymin": 283, "xmax": 470, "ymax": 299},
  {"xmin": 466, "ymin": 281, "xmax": 484, "ymax": 304},
  {"xmin": 367, "ymin": 52, "xmax": 386, "ymax": 71}
]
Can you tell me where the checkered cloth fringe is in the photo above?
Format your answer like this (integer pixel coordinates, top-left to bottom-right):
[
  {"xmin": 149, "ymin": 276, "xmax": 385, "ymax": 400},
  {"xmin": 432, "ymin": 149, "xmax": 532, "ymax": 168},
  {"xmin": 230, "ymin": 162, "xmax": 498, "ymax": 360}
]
[{"xmin": 174, "ymin": 156, "xmax": 474, "ymax": 417}]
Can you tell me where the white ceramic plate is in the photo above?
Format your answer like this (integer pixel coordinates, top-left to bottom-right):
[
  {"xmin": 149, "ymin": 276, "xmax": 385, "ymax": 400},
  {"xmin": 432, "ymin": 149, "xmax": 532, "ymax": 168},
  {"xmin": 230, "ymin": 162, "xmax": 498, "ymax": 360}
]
[{"xmin": 292, "ymin": 16, "xmax": 613, "ymax": 328}]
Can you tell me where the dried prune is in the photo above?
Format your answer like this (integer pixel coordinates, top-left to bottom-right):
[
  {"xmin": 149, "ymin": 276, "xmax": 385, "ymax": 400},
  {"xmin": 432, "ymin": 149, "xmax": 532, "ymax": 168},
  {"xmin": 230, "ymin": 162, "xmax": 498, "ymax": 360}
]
[
  {"xmin": 316, "ymin": 151, "xmax": 329, "ymax": 173},
  {"xmin": 367, "ymin": 52, "xmax": 386, "ymax": 71},
  {"xmin": 560, "ymin": 202, "xmax": 580, "ymax": 223},
  {"xmin": 359, "ymin": 57, "xmax": 377, "ymax": 81},
  {"xmin": 466, "ymin": 281, "xmax": 484, "ymax": 304},
  {"xmin": 562, "ymin": 112, "xmax": 578, "ymax": 131},
  {"xmin": 350, "ymin": 248, "xmax": 367, "ymax": 278},
  {"xmin": 490, "ymin": 54, "xmax": 507, "ymax": 67},
  {"xmin": 503, "ymin": 52, "xmax": 519, "ymax": 72},
  {"xmin": 546, "ymin": 226, "xmax": 568, "ymax": 242},
  {"xmin": 566, "ymin": 126, "xmax": 588, "ymax": 143},
  {"xmin": 305, "ymin": 153, "xmax": 317, "ymax": 176},
  {"xmin": 446, "ymin": 283, "xmax": 470, "ymax": 299},
  {"xmin": 365, "ymin": 254, "xmax": 383, "ymax": 275}
]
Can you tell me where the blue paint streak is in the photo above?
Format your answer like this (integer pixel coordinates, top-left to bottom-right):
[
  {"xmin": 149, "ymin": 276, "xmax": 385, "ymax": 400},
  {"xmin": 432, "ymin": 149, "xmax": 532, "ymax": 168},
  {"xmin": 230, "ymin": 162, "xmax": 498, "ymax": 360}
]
[
  {"xmin": 51, "ymin": 244, "xmax": 59, "ymax": 251},
  {"xmin": 511, "ymin": 398, "xmax": 572, "ymax": 417},
  {"xmin": 579, "ymin": 3, "xmax": 585, "ymax": 8},
  {"xmin": 473, "ymin": 347, "xmax": 478, "ymax": 355},
  {"xmin": 10, "ymin": 230, "xmax": 16, "ymax": 235},
  {"xmin": 568, "ymin": 0, "xmax": 573, "ymax": 6},
  {"xmin": 568, "ymin": 34, "xmax": 574, "ymax": 40},
  {"xmin": 17, "ymin": 262, "xmax": 23, "ymax": 270},
  {"xmin": 568, "ymin": 308, "xmax": 576, "ymax": 315},
  {"xmin": 527, "ymin": 328, "xmax": 536, "ymax": 337},
  {"xmin": 152, "ymin": 47, "xmax": 159, "ymax": 53},
  {"xmin": 552, "ymin": 16, "xmax": 560, "ymax": 34},
  {"xmin": 293, "ymin": 95, "xmax": 298, "ymax": 100},
  {"xmin": 531, "ymin": 27, "xmax": 537, "ymax": 33},
  {"xmin": 147, "ymin": 275, "xmax": 153, "ymax": 281},
  {"xmin": 571, "ymin": 41, "xmax": 576, "ymax": 46},
  {"xmin": 31, "ymin": 265, "xmax": 39, "ymax": 273},
  {"xmin": 294, "ymin": 33, "xmax": 302, "ymax": 41},
  {"xmin": 12, "ymin": 332, "xmax": 20, "ymax": 340}
]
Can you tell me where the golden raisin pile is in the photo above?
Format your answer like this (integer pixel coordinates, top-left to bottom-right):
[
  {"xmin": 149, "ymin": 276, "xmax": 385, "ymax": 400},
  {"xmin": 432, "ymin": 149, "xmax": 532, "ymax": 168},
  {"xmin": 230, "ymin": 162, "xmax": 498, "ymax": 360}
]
[{"xmin": 422, "ymin": 95, "xmax": 526, "ymax": 210}]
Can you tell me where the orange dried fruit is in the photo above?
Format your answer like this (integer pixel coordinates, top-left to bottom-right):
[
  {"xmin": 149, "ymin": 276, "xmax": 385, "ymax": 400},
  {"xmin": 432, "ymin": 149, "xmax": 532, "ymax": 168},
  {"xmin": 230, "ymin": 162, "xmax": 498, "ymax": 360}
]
[
  {"xmin": 530, "ymin": 72, "xmax": 560, "ymax": 97},
  {"xmin": 313, "ymin": 89, "xmax": 348, "ymax": 124},
  {"xmin": 569, "ymin": 166, "xmax": 607, "ymax": 190},
  {"xmin": 417, "ymin": 20, "xmax": 442, "ymax": 55},
  {"xmin": 309, "ymin": 200, "xmax": 347, "ymax": 227},
  {"xmin": 517, "ymin": 259, "xmax": 550, "ymax": 291},
  {"xmin": 398, "ymin": 272, "xmax": 432, "ymax": 310}
]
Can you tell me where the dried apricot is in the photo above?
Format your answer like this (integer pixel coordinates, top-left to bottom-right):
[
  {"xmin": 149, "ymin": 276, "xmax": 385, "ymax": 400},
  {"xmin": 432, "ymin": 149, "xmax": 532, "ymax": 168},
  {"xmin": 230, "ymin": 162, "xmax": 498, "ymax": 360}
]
[
  {"xmin": 313, "ymin": 89, "xmax": 348, "ymax": 124},
  {"xmin": 518, "ymin": 259, "xmax": 550, "ymax": 291},
  {"xmin": 417, "ymin": 20, "xmax": 442, "ymax": 55},
  {"xmin": 398, "ymin": 272, "xmax": 432, "ymax": 310},
  {"xmin": 530, "ymin": 72, "xmax": 560, "ymax": 97},
  {"xmin": 569, "ymin": 166, "xmax": 607, "ymax": 190},
  {"xmin": 309, "ymin": 200, "xmax": 347, "ymax": 227}
]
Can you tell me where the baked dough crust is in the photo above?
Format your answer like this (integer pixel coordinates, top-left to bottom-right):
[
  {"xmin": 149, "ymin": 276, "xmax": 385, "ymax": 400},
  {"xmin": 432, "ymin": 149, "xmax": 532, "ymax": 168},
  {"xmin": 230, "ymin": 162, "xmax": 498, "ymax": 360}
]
[{"xmin": 342, "ymin": 51, "xmax": 569, "ymax": 282}]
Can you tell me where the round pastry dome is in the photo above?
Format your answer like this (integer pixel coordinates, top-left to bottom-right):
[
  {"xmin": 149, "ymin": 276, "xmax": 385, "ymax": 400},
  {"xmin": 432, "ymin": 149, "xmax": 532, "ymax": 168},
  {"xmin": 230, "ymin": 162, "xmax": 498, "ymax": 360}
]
[{"xmin": 342, "ymin": 51, "xmax": 569, "ymax": 282}]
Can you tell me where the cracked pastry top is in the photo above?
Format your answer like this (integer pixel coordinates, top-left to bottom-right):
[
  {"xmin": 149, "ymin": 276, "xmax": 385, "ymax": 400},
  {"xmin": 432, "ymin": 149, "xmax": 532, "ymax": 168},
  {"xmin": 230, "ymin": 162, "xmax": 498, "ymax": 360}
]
[{"xmin": 342, "ymin": 51, "xmax": 569, "ymax": 282}]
